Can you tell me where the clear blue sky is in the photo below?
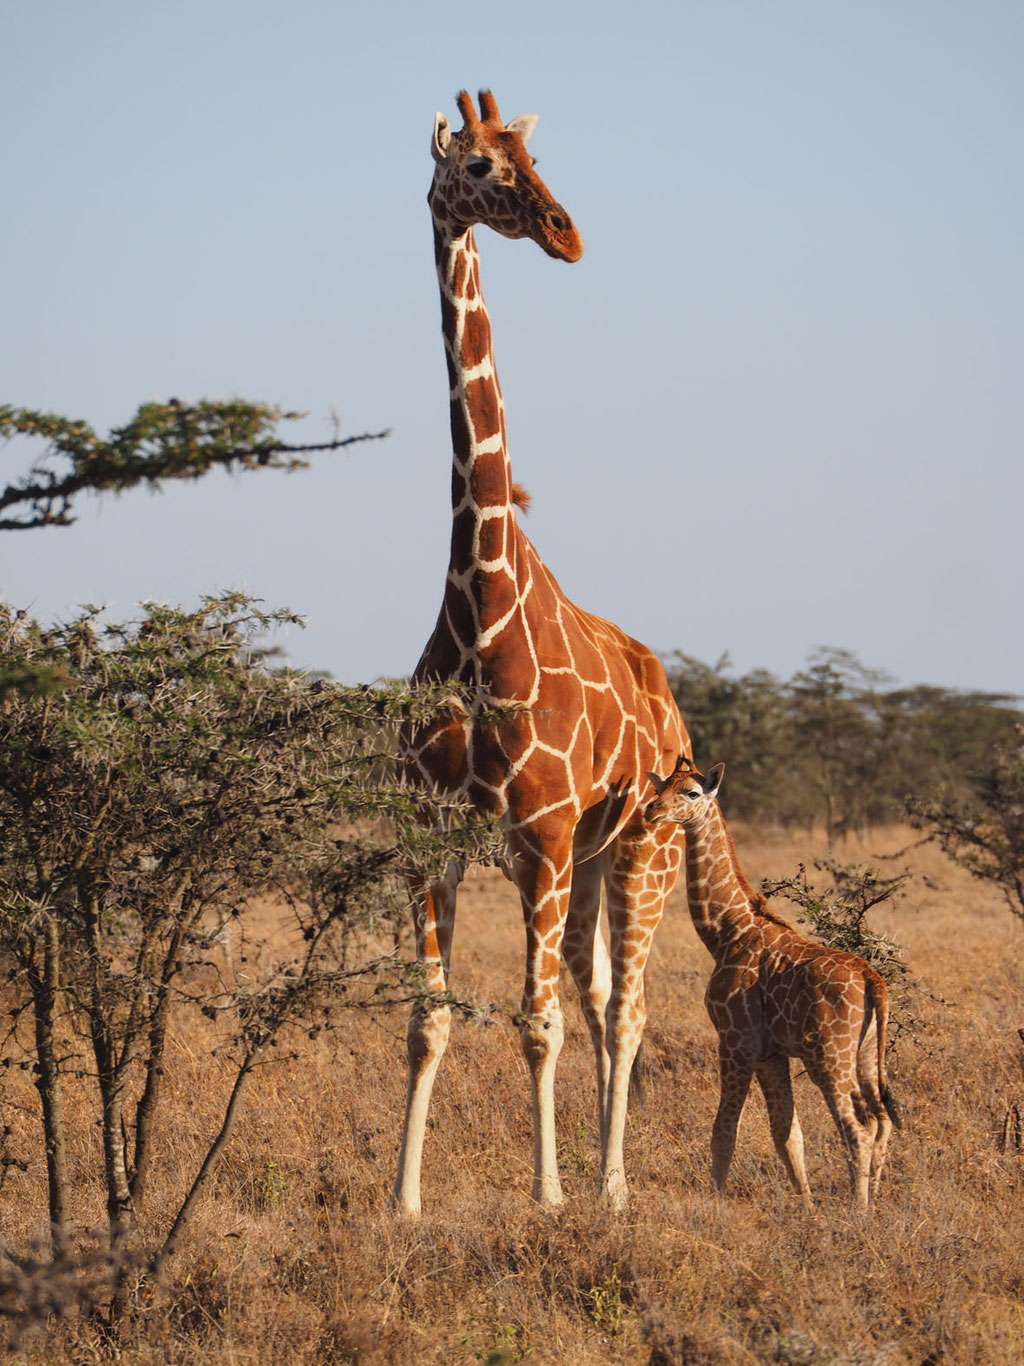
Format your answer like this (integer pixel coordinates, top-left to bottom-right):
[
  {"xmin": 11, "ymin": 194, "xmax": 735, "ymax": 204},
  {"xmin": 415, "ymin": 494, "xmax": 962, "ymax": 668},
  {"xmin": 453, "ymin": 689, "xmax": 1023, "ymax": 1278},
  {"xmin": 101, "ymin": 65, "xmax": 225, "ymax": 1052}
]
[{"xmin": 3, "ymin": 1, "xmax": 1021, "ymax": 694}]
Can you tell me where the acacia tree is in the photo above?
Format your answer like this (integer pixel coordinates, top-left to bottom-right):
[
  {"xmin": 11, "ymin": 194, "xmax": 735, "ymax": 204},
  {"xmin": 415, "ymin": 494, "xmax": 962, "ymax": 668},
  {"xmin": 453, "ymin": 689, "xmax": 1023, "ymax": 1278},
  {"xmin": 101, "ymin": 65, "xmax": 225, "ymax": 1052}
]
[
  {"xmin": 0, "ymin": 595, "xmax": 499, "ymax": 1305},
  {"xmin": 786, "ymin": 648, "xmax": 887, "ymax": 842},
  {"xmin": 666, "ymin": 647, "xmax": 1022, "ymax": 831},
  {"xmin": 0, "ymin": 400, "xmax": 386, "ymax": 531},
  {"xmin": 908, "ymin": 728, "xmax": 1024, "ymax": 922}
]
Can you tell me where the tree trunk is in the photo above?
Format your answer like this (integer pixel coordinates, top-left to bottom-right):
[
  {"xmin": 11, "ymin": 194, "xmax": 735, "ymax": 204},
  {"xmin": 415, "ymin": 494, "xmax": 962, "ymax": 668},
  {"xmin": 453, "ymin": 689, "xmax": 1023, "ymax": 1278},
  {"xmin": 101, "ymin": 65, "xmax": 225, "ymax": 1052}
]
[
  {"xmin": 31, "ymin": 914, "xmax": 70, "ymax": 1260},
  {"xmin": 80, "ymin": 883, "xmax": 135, "ymax": 1244},
  {"xmin": 131, "ymin": 920, "xmax": 185, "ymax": 1209},
  {"xmin": 150, "ymin": 1042, "xmax": 264, "ymax": 1281}
]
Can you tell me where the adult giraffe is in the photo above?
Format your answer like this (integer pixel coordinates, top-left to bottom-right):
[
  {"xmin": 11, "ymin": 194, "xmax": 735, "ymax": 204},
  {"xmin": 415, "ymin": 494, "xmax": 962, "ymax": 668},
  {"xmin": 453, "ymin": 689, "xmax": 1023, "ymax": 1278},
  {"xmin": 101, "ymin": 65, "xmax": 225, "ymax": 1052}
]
[{"xmin": 393, "ymin": 89, "xmax": 689, "ymax": 1215}]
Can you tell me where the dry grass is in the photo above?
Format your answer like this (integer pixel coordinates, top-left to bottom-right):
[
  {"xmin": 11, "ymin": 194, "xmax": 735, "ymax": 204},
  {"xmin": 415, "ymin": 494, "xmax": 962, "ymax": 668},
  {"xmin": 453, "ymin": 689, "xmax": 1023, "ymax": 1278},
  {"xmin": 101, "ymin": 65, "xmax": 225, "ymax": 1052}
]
[{"xmin": 3, "ymin": 826, "xmax": 1024, "ymax": 1364}]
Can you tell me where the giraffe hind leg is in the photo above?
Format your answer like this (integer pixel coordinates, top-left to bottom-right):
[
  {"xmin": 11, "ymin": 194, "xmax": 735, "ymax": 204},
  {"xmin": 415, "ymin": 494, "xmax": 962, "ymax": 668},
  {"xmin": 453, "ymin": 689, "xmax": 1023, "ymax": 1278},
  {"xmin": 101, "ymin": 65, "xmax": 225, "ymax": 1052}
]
[
  {"xmin": 869, "ymin": 1105, "xmax": 893, "ymax": 1200},
  {"xmin": 755, "ymin": 1055, "xmax": 813, "ymax": 1206},
  {"xmin": 711, "ymin": 1050, "xmax": 757, "ymax": 1193},
  {"xmin": 560, "ymin": 855, "xmax": 611, "ymax": 1161},
  {"xmin": 816, "ymin": 1076, "xmax": 874, "ymax": 1213},
  {"xmin": 514, "ymin": 838, "xmax": 576, "ymax": 1208},
  {"xmin": 856, "ymin": 1019, "xmax": 895, "ymax": 1201}
]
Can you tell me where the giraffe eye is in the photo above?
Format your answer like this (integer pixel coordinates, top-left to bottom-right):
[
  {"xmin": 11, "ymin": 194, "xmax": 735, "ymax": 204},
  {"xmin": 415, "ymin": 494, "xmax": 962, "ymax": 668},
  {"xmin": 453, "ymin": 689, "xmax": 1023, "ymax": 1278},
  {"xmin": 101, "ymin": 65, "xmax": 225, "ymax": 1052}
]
[{"xmin": 467, "ymin": 157, "xmax": 491, "ymax": 179}]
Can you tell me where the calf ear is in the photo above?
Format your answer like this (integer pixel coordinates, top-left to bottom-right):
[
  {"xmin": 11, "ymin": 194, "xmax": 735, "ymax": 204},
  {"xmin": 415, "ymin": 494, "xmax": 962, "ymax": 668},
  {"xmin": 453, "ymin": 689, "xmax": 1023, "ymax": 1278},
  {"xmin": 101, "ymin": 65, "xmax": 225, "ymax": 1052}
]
[
  {"xmin": 646, "ymin": 771, "xmax": 667, "ymax": 796},
  {"xmin": 706, "ymin": 762, "xmax": 725, "ymax": 796}
]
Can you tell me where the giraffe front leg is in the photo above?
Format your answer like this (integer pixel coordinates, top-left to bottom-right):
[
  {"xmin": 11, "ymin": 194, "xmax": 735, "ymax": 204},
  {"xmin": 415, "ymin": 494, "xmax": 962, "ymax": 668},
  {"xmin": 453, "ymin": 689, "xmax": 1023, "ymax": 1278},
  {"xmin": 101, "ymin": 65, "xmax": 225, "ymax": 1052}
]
[
  {"xmin": 520, "ymin": 1006, "xmax": 566, "ymax": 1206},
  {"xmin": 392, "ymin": 866, "xmax": 459, "ymax": 1217},
  {"xmin": 515, "ymin": 840, "xmax": 574, "ymax": 1208}
]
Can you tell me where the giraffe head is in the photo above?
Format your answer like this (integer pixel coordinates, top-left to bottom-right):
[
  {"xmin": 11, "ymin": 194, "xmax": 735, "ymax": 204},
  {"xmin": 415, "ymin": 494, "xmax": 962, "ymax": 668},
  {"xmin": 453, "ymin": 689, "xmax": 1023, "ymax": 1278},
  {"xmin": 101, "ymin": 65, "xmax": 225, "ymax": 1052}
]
[
  {"xmin": 644, "ymin": 757, "xmax": 725, "ymax": 828},
  {"xmin": 429, "ymin": 89, "xmax": 583, "ymax": 263}
]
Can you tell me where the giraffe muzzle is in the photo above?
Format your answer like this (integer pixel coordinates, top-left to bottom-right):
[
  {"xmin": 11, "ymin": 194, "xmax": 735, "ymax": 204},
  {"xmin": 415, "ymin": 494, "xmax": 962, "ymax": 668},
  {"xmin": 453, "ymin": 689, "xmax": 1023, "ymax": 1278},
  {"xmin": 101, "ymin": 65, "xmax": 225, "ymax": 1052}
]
[{"xmin": 534, "ymin": 204, "xmax": 583, "ymax": 262}]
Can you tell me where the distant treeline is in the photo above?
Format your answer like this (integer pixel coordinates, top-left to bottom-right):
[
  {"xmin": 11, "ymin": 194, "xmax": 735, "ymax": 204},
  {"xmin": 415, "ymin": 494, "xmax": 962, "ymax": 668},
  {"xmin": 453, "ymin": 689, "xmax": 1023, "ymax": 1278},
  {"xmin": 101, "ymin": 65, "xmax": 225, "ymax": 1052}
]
[{"xmin": 664, "ymin": 646, "xmax": 1022, "ymax": 836}]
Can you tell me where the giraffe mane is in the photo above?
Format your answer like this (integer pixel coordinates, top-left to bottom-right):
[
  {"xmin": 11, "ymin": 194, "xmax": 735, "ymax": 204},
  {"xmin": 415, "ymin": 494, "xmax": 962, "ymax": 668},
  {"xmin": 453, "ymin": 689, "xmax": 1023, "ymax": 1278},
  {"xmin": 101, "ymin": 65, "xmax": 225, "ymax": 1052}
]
[
  {"xmin": 511, "ymin": 481, "xmax": 531, "ymax": 514},
  {"xmin": 717, "ymin": 810, "xmax": 793, "ymax": 928},
  {"xmin": 748, "ymin": 891, "xmax": 794, "ymax": 929}
]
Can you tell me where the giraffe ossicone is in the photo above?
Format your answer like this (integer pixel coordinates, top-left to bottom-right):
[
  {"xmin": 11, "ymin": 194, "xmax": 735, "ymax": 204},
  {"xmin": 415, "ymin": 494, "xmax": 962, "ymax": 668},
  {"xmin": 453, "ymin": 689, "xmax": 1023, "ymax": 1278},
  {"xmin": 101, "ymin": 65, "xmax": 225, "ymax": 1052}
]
[
  {"xmin": 392, "ymin": 89, "xmax": 691, "ymax": 1216},
  {"xmin": 645, "ymin": 757, "xmax": 901, "ymax": 1211}
]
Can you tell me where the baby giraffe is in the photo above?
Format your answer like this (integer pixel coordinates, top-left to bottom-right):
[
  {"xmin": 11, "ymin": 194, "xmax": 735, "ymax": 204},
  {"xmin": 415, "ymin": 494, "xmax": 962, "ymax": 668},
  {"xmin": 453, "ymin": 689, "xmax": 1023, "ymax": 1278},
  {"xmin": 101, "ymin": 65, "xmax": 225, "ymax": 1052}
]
[{"xmin": 645, "ymin": 757, "xmax": 900, "ymax": 1210}]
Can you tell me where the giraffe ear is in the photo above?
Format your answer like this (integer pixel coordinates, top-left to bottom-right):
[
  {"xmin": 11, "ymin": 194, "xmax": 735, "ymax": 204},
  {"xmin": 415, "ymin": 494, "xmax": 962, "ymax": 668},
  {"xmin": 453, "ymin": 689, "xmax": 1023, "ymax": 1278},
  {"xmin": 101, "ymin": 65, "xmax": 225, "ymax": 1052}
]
[
  {"xmin": 646, "ymin": 771, "xmax": 668, "ymax": 796},
  {"xmin": 432, "ymin": 113, "xmax": 452, "ymax": 163},
  {"xmin": 705, "ymin": 763, "xmax": 725, "ymax": 796},
  {"xmin": 506, "ymin": 114, "xmax": 538, "ymax": 145}
]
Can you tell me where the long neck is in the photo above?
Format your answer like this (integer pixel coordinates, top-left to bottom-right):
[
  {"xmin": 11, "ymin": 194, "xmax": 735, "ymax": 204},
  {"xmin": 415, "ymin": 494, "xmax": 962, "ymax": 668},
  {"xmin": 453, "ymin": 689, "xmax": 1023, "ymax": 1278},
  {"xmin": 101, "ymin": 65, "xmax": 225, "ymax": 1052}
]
[
  {"xmin": 433, "ymin": 219, "xmax": 523, "ymax": 680},
  {"xmin": 684, "ymin": 803, "xmax": 759, "ymax": 956},
  {"xmin": 435, "ymin": 222, "xmax": 518, "ymax": 571}
]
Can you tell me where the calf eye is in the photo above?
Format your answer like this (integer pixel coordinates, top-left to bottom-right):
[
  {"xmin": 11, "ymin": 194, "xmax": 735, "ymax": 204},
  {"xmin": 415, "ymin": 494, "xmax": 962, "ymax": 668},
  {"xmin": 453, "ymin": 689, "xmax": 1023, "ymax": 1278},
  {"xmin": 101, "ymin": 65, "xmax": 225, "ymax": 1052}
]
[{"xmin": 467, "ymin": 158, "xmax": 491, "ymax": 179}]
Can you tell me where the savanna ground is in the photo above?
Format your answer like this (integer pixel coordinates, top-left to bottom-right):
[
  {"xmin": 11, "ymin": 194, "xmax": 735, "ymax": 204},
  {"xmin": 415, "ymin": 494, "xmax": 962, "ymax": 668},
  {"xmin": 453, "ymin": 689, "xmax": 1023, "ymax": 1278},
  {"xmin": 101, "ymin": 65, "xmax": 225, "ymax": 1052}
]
[{"xmin": 2, "ymin": 825, "xmax": 1023, "ymax": 1364}]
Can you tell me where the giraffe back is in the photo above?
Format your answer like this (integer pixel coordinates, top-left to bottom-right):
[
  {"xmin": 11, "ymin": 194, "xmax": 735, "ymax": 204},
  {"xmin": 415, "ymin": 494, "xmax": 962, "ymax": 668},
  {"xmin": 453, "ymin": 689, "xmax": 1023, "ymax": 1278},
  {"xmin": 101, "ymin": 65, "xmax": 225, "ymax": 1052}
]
[{"xmin": 707, "ymin": 914, "xmax": 889, "ymax": 1069}]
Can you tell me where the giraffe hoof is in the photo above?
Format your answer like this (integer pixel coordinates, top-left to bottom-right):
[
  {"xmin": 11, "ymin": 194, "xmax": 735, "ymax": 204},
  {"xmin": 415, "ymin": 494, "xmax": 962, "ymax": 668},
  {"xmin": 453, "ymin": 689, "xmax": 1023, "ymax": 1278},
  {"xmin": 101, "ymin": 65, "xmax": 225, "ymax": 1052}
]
[
  {"xmin": 530, "ymin": 1178, "xmax": 565, "ymax": 1208},
  {"xmin": 602, "ymin": 1172, "xmax": 629, "ymax": 1212},
  {"xmin": 389, "ymin": 1196, "xmax": 422, "ymax": 1220}
]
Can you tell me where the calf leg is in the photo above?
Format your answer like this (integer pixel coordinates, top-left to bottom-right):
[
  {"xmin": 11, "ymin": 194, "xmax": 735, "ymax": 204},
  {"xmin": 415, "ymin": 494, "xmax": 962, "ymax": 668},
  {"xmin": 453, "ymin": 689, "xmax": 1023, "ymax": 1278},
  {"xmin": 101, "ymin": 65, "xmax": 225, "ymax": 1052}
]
[
  {"xmin": 869, "ymin": 1107, "xmax": 893, "ymax": 1200},
  {"xmin": 816, "ymin": 1076, "xmax": 874, "ymax": 1212},
  {"xmin": 856, "ymin": 1016, "xmax": 894, "ymax": 1200},
  {"xmin": 755, "ymin": 1056, "xmax": 812, "ymax": 1205},
  {"xmin": 711, "ymin": 1048, "xmax": 756, "ymax": 1192}
]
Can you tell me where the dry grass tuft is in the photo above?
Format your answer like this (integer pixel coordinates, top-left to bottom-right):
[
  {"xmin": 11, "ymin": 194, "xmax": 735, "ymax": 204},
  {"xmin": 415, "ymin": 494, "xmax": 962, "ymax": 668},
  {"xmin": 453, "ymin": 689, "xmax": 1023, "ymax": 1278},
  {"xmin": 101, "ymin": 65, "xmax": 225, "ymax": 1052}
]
[{"xmin": 2, "ymin": 825, "xmax": 1023, "ymax": 1363}]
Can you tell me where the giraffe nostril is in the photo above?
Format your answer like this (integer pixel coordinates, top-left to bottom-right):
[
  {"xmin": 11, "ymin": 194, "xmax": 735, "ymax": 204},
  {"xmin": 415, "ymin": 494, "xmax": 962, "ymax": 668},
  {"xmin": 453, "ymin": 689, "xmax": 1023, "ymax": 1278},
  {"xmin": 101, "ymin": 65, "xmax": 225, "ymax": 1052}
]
[{"xmin": 548, "ymin": 214, "xmax": 567, "ymax": 231}]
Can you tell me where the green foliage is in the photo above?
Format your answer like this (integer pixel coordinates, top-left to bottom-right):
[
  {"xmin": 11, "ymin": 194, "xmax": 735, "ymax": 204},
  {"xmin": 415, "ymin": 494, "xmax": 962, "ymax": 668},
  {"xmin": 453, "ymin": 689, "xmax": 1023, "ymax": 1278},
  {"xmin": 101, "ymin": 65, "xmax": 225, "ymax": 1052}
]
[
  {"xmin": 662, "ymin": 651, "xmax": 790, "ymax": 822},
  {"xmin": 908, "ymin": 728, "xmax": 1024, "ymax": 921},
  {"xmin": 0, "ymin": 592, "xmax": 502, "ymax": 1285},
  {"xmin": 586, "ymin": 1263, "xmax": 626, "ymax": 1338},
  {"xmin": 253, "ymin": 1160, "xmax": 288, "ymax": 1212},
  {"xmin": 665, "ymin": 646, "xmax": 1021, "ymax": 833},
  {"xmin": 787, "ymin": 648, "xmax": 885, "ymax": 840},
  {"xmin": 0, "ymin": 399, "xmax": 388, "ymax": 530},
  {"xmin": 763, "ymin": 860, "xmax": 909, "ymax": 988}
]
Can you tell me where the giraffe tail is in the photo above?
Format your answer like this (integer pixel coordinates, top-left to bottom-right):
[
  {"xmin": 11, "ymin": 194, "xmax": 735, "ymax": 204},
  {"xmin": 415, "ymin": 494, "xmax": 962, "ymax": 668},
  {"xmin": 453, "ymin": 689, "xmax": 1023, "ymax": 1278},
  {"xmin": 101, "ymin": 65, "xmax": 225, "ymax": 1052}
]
[{"xmin": 869, "ymin": 974, "xmax": 904, "ymax": 1131}]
